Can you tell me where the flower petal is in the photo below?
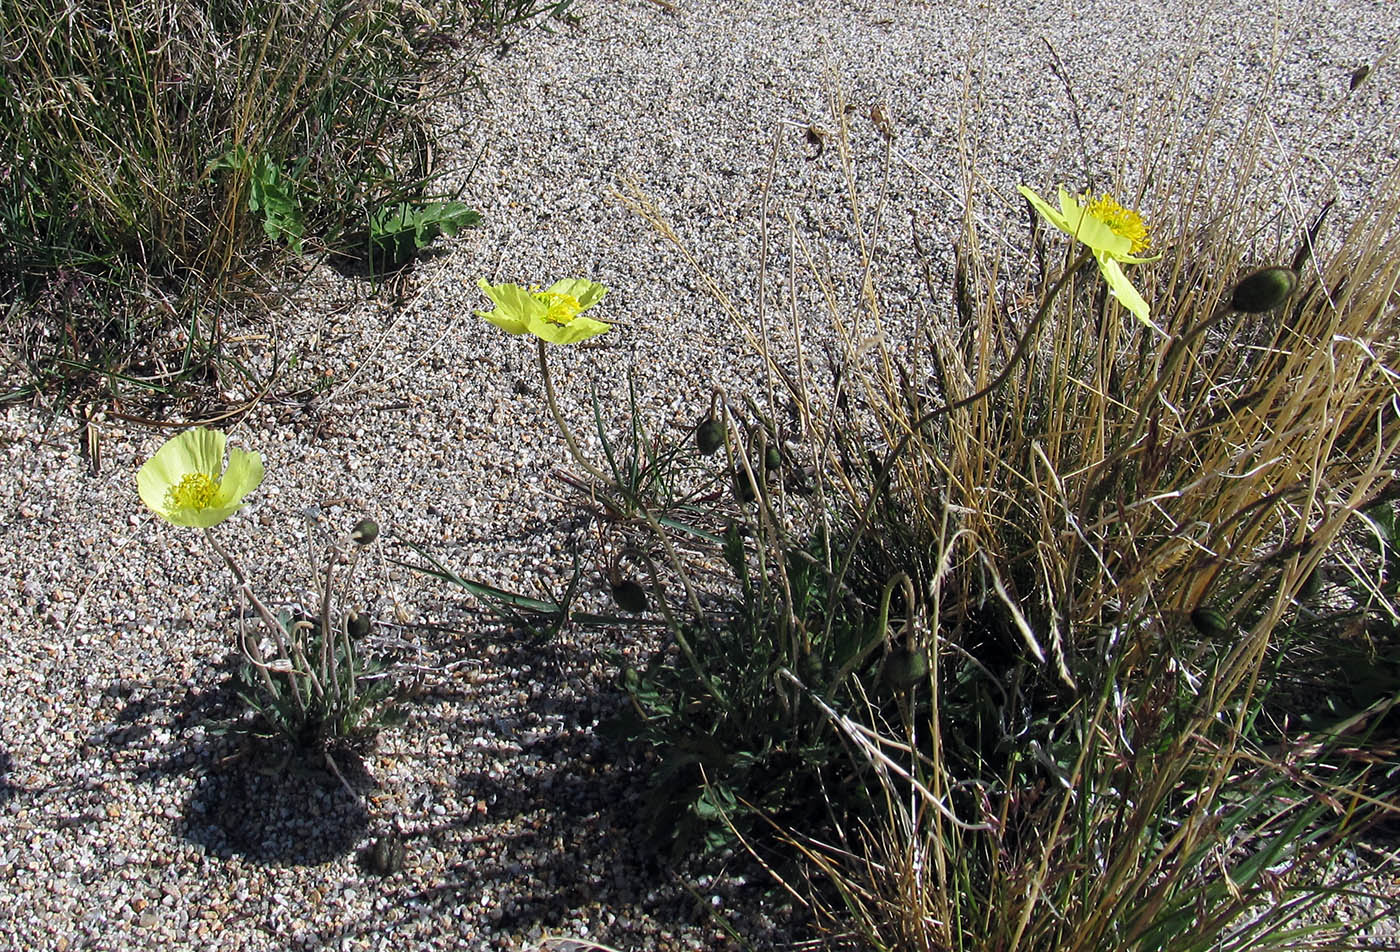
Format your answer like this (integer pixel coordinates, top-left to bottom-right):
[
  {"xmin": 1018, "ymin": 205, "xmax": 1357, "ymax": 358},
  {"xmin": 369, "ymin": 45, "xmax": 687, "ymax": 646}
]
[
  {"xmin": 215, "ymin": 447, "xmax": 265, "ymax": 509},
  {"xmin": 137, "ymin": 463, "xmax": 172, "ymax": 520},
  {"xmin": 1113, "ymin": 250, "xmax": 1163, "ymax": 265},
  {"xmin": 167, "ymin": 502, "xmax": 246, "ymax": 528},
  {"xmin": 475, "ymin": 278, "xmax": 538, "ymax": 335},
  {"xmin": 1056, "ymin": 189, "xmax": 1132, "ymax": 258},
  {"xmin": 169, "ymin": 428, "xmax": 226, "ymax": 475},
  {"xmin": 543, "ymin": 278, "xmax": 608, "ymax": 312},
  {"xmin": 1018, "ymin": 185, "xmax": 1071, "ymax": 234},
  {"xmin": 524, "ymin": 313, "xmax": 611, "ymax": 345},
  {"xmin": 1096, "ymin": 254, "xmax": 1162, "ymax": 333}
]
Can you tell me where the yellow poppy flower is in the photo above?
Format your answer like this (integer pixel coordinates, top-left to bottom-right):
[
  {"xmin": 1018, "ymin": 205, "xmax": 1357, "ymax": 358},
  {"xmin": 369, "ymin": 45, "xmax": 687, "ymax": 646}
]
[
  {"xmin": 137, "ymin": 428, "xmax": 264, "ymax": 528},
  {"xmin": 475, "ymin": 277, "xmax": 610, "ymax": 345},
  {"xmin": 1018, "ymin": 185, "xmax": 1161, "ymax": 330}
]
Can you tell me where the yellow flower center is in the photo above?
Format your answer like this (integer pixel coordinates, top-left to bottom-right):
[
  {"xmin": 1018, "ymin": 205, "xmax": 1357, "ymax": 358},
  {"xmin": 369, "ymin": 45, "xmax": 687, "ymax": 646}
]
[
  {"xmin": 1087, "ymin": 194, "xmax": 1151, "ymax": 254},
  {"xmin": 166, "ymin": 472, "xmax": 220, "ymax": 512},
  {"xmin": 535, "ymin": 291, "xmax": 583, "ymax": 325}
]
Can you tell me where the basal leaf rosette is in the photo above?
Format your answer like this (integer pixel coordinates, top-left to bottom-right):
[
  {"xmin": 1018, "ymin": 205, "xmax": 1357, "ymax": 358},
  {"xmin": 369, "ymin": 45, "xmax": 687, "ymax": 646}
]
[
  {"xmin": 1019, "ymin": 185, "xmax": 1162, "ymax": 331},
  {"xmin": 475, "ymin": 278, "xmax": 610, "ymax": 345},
  {"xmin": 138, "ymin": 427, "xmax": 264, "ymax": 528}
]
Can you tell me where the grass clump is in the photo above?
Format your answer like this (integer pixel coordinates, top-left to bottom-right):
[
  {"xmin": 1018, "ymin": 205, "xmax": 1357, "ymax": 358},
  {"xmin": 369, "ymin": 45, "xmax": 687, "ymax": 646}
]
[
  {"xmin": 405, "ymin": 81, "xmax": 1396, "ymax": 941},
  {"xmin": 0, "ymin": 0, "xmax": 481, "ymax": 407},
  {"xmin": 462, "ymin": 0, "xmax": 578, "ymax": 37},
  {"xmin": 604, "ymin": 84, "xmax": 1399, "ymax": 947}
]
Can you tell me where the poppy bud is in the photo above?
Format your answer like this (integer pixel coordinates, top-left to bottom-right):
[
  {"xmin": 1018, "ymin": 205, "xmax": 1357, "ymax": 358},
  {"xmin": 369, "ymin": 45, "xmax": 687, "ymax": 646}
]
[
  {"xmin": 351, "ymin": 519, "xmax": 379, "ymax": 546},
  {"xmin": 1230, "ymin": 267, "xmax": 1297, "ymax": 314},
  {"xmin": 696, "ymin": 417, "xmax": 725, "ymax": 456},
  {"xmin": 346, "ymin": 611, "xmax": 371, "ymax": 639},
  {"xmin": 733, "ymin": 468, "xmax": 757, "ymax": 503},
  {"xmin": 368, "ymin": 833, "xmax": 405, "ymax": 875},
  {"xmin": 1190, "ymin": 605, "xmax": 1230, "ymax": 637},
  {"xmin": 611, "ymin": 579, "xmax": 649, "ymax": 613},
  {"xmin": 883, "ymin": 645, "xmax": 929, "ymax": 691}
]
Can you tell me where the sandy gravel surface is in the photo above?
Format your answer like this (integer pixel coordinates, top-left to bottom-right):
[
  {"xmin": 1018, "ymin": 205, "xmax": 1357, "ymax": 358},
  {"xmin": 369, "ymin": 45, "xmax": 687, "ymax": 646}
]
[{"xmin": 1, "ymin": 0, "xmax": 1397, "ymax": 948}]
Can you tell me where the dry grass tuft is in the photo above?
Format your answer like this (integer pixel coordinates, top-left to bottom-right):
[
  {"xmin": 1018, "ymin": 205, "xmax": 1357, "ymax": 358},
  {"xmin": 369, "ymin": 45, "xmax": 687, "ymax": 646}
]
[{"xmin": 619, "ymin": 69, "xmax": 1399, "ymax": 949}]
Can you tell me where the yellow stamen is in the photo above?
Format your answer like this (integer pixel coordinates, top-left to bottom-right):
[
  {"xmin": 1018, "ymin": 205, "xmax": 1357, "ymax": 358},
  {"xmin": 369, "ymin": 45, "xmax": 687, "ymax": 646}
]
[
  {"xmin": 535, "ymin": 291, "xmax": 583, "ymax": 325},
  {"xmin": 1087, "ymin": 193, "xmax": 1151, "ymax": 254},
  {"xmin": 166, "ymin": 472, "xmax": 220, "ymax": 512}
]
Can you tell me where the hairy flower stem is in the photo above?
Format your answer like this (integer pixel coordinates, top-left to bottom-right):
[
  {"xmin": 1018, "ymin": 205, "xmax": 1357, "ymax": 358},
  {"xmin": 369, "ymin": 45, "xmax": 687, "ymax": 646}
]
[
  {"xmin": 339, "ymin": 545, "xmax": 363, "ymax": 716},
  {"xmin": 319, "ymin": 540, "xmax": 337, "ymax": 700},
  {"xmin": 828, "ymin": 249, "xmax": 1094, "ymax": 646},
  {"xmin": 536, "ymin": 338, "xmax": 611, "ymax": 487},
  {"xmin": 202, "ymin": 527, "xmax": 309, "ymax": 714}
]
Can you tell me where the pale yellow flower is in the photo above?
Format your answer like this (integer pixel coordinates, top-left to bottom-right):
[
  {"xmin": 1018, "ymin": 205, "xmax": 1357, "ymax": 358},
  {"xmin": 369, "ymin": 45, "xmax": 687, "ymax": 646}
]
[
  {"xmin": 1019, "ymin": 185, "xmax": 1161, "ymax": 330},
  {"xmin": 476, "ymin": 278, "xmax": 610, "ymax": 345},
  {"xmin": 137, "ymin": 428, "xmax": 263, "ymax": 528}
]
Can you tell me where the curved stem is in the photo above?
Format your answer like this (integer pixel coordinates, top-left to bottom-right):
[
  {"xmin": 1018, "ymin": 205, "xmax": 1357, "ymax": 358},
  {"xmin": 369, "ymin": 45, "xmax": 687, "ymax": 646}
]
[
  {"xmin": 537, "ymin": 338, "xmax": 611, "ymax": 487},
  {"xmin": 632, "ymin": 549, "xmax": 729, "ymax": 710},
  {"xmin": 829, "ymin": 248, "xmax": 1095, "ymax": 612},
  {"xmin": 203, "ymin": 527, "xmax": 308, "ymax": 713},
  {"xmin": 825, "ymin": 572, "xmax": 913, "ymax": 702},
  {"xmin": 538, "ymin": 338, "xmax": 712, "ymax": 621}
]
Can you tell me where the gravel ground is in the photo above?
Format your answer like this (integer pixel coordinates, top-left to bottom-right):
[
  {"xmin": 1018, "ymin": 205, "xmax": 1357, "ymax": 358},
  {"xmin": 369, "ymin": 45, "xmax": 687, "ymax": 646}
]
[{"xmin": 2, "ymin": 0, "xmax": 1398, "ymax": 948}]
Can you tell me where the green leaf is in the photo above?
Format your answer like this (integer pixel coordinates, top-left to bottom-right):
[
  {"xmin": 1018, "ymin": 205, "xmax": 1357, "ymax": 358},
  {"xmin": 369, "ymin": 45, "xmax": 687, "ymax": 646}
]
[
  {"xmin": 366, "ymin": 200, "xmax": 480, "ymax": 268},
  {"xmin": 210, "ymin": 146, "xmax": 304, "ymax": 253}
]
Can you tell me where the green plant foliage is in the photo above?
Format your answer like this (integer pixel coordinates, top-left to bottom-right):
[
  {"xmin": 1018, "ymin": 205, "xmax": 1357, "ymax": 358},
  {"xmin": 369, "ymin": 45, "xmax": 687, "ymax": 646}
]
[
  {"xmin": 210, "ymin": 147, "xmax": 306, "ymax": 252},
  {"xmin": 616, "ymin": 80, "xmax": 1400, "ymax": 944},
  {"xmin": 225, "ymin": 516, "xmax": 407, "ymax": 756},
  {"xmin": 467, "ymin": 0, "xmax": 577, "ymax": 36},
  {"xmin": 0, "ymin": 0, "xmax": 494, "ymax": 406},
  {"xmin": 610, "ymin": 521, "xmax": 893, "ymax": 854},
  {"xmin": 235, "ymin": 606, "xmax": 404, "ymax": 747},
  {"xmin": 1260, "ymin": 500, "xmax": 1400, "ymax": 736},
  {"xmin": 363, "ymin": 201, "xmax": 482, "ymax": 270}
]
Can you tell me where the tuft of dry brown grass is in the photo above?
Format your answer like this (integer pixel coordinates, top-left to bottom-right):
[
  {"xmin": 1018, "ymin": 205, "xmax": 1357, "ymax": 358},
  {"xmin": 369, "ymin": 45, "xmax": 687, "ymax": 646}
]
[{"xmin": 620, "ymin": 69, "xmax": 1399, "ymax": 950}]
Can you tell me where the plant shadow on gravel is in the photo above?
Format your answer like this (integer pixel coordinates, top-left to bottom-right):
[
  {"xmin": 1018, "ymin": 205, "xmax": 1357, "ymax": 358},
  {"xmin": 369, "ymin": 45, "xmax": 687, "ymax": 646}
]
[
  {"xmin": 0, "ymin": 748, "xmax": 17, "ymax": 804},
  {"xmin": 184, "ymin": 752, "xmax": 371, "ymax": 866},
  {"xmin": 318, "ymin": 621, "xmax": 796, "ymax": 946},
  {"xmin": 95, "ymin": 651, "xmax": 373, "ymax": 866}
]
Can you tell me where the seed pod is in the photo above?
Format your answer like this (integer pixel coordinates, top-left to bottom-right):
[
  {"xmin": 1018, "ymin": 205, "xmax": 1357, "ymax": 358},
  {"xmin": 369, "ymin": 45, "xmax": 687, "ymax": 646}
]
[
  {"xmin": 695, "ymin": 416, "xmax": 725, "ymax": 456},
  {"xmin": 763, "ymin": 444, "xmax": 783, "ymax": 473},
  {"xmin": 1190, "ymin": 605, "xmax": 1230, "ymax": 638},
  {"xmin": 733, "ymin": 467, "xmax": 757, "ymax": 503},
  {"xmin": 611, "ymin": 579, "xmax": 649, "ymax": 613},
  {"xmin": 1230, "ymin": 267, "xmax": 1297, "ymax": 313},
  {"xmin": 883, "ymin": 645, "xmax": 929, "ymax": 691},
  {"xmin": 351, "ymin": 519, "xmax": 380, "ymax": 546},
  {"xmin": 346, "ymin": 611, "xmax": 371, "ymax": 639}
]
